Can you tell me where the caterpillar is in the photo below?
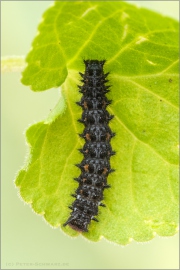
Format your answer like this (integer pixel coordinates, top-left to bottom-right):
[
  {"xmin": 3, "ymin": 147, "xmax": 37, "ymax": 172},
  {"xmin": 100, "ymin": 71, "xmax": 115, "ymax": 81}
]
[{"xmin": 63, "ymin": 60, "xmax": 115, "ymax": 232}]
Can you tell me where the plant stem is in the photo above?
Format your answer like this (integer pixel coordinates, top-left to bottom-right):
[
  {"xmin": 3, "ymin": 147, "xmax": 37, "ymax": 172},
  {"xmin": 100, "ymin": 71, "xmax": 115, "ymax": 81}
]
[{"xmin": 1, "ymin": 56, "xmax": 26, "ymax": 72}]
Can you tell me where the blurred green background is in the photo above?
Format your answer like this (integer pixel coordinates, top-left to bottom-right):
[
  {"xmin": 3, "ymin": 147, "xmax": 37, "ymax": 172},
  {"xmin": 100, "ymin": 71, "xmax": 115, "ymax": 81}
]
[{"xmin": 1, "ymin": 1, "xmax": 179, "ymax": 269}]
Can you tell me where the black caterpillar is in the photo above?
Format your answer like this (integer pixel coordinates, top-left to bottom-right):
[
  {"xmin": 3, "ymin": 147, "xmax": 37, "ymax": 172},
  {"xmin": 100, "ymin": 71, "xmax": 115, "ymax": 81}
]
[{"xmin": 63, "ymin": 60, "xmax": 115, "ymax": 232}]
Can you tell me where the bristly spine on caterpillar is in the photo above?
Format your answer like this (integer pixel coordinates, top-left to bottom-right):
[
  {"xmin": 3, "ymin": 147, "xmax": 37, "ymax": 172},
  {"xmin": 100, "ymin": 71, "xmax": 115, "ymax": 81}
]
[{"xmin": 63, "ymin": 60, "xmax": 115, "ymax": 232}]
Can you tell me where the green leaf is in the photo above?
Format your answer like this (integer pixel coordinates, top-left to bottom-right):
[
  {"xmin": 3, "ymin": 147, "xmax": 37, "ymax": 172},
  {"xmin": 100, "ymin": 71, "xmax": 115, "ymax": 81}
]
[{"xmin": 16, "ymin": 1, "xmax": 179, "ymax": 245}]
